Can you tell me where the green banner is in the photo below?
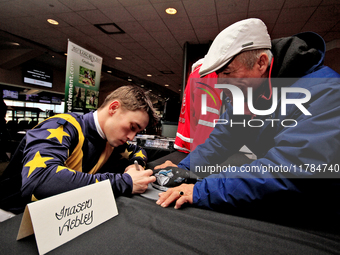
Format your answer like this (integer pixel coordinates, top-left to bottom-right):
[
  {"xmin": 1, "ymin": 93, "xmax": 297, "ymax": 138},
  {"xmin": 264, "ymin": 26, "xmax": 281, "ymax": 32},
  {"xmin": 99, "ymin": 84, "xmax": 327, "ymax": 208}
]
[{"xmin": 64, "ymin": 40, "xmax": 102, "ymax": 113}]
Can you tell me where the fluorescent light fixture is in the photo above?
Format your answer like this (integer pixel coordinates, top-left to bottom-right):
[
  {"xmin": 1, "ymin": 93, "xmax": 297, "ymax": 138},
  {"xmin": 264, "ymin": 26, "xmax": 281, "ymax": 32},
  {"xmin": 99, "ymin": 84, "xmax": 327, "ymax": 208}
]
[
  {"xmin": 26, "ymin": 89, "xmax": 40, "ymax": 95},
  {"xmin": 94, "ymin": 23, "xmax": 125, "ymax": 34}
]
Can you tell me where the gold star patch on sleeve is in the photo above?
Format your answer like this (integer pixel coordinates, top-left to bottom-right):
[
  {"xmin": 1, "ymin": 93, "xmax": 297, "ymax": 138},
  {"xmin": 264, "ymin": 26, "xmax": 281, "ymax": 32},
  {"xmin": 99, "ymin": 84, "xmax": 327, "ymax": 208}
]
[
  {"xmin": 56, "ymin": 166, "xmax": 76, "ymax": 174},
  {"xmin": 134, "ymin": 150, "xmax": 146, "ymax": 159},
  {"xmin": 46, "ymin": 125, "xmax": 70, "ymax": 144},
  {"xmin": 24, "ymin": 151, "xmax": 54, "ymax": 178},
  {"xmin": 31, "ymin": 194, "xmax": 38, "ymax": 202},
  {"xmin": 120, "ymin": 148, "xmax": 133, "ymax": 159}
]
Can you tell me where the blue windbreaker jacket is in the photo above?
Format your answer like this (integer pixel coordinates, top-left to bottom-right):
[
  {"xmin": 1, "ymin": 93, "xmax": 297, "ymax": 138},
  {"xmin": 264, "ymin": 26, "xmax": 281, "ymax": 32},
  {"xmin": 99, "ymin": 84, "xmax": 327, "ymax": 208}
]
[{"xmin": 178, "ymin": 32, "xmax": 340, "ymax": 214}]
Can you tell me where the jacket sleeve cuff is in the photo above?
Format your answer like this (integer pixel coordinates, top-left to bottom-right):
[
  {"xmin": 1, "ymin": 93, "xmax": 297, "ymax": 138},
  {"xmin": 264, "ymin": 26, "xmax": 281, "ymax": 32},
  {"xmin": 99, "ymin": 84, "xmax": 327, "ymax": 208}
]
[
  {"xmin": 192, "ymin": 181, "xmax": 203, "ymax": 205},
  {"xmin": 177, "ymin": 154, "xmax": 190, "ymax": 170},
  {"xmin": 110, "ymin": 173, "xmax": 133, "ymax": 196}
]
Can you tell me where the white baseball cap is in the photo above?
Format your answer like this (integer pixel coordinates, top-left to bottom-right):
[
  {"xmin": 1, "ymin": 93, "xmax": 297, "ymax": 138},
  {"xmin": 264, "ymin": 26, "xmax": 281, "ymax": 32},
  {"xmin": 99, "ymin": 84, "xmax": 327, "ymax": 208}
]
[{"xmin": 199, "ymin": 18, "xmax": 271, "ymax": 77}]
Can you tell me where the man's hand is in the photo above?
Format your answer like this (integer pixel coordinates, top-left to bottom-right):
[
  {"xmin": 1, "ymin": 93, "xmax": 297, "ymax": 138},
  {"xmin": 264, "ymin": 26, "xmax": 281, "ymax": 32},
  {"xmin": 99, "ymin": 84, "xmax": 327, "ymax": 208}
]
[
  {"xmin": 125, "ymin": 168, "xmax": 156, "ymax": 194},
  {"xmin": 156, "ymin": 184, "xmax": 194, "ymax": 209},
  {"xmin": 154, "ymin": 160, "xmax": 178, "ymax": 170}
]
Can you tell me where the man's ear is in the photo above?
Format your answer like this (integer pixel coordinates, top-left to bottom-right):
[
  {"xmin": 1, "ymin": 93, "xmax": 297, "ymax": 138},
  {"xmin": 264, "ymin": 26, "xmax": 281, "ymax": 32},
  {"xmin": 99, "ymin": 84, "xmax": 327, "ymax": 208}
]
[
  {"xmin": 108, "ymin": 100, "xmax": 120, "ymax": 115},
  {"xmin": 257, "ymin": 53, "xmax": 269, "ymax": 75}
]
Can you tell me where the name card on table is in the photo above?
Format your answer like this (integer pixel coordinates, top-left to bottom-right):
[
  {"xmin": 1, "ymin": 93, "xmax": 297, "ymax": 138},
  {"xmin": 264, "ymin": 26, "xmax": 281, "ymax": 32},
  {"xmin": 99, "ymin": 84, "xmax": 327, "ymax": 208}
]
[{"xmin": 17, "ymin": 180, "xmax": 118, "ymax": 255}]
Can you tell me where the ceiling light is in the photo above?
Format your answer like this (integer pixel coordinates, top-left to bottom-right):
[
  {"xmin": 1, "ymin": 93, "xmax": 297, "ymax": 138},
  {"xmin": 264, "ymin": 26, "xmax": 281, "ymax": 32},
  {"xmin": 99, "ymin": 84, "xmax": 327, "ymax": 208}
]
[
  {"xmin": 149, "ymin": 89, "xmax": 152, "ymax": 91},
  {"xmin": 107, "ymin": 70, "xmax": 112, "ymax": 73},
  {"xmin": 47, "ymin": 19, "xmax": 59, "ymax": 25},
  {"xmin": 147, "ymin": 74, "xmax": 152, "ymax": 77},
  {"xmin": 115, "ymin": 57, "xmax": 122, "ymax": 60},
  {"xmin": 11, "ymin": 42, "xmax": 20, "ymax": 46},
  {"xmin": 165, "ymin": 84, "xmax": 169, "ymax": 87},
  {"xmin": 141, "ymin": 85, "xmax": 144, "ymax": 87},
  {"xmin": 165, "ymin": 8, "xmax": 177, "ymax": 15},
  {"xmin": 128, "ymin": 78, "xmax": 132, "ymax": 81}
]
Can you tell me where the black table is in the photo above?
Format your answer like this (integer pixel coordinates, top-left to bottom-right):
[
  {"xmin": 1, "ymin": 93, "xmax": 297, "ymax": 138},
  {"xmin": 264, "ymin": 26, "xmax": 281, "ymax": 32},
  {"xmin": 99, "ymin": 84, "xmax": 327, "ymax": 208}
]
[{"xmin": 1, "ymin": 195, "xmax": 339, "ymax": 255}]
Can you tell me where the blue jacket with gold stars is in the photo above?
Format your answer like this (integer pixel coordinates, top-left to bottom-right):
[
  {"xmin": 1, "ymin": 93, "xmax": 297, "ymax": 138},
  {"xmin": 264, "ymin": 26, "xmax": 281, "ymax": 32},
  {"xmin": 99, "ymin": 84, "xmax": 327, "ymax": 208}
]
[{"xmin": 1, "ymin": 111, "xmax": 147, "ymax": 213}]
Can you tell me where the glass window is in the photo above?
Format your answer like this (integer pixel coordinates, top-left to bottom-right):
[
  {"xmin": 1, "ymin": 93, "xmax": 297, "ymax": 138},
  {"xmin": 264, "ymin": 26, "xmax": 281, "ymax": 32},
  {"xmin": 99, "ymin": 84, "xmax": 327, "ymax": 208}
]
[{"xmin": 4, "ymin": 99, "xmax": 65, "ymax": 114}]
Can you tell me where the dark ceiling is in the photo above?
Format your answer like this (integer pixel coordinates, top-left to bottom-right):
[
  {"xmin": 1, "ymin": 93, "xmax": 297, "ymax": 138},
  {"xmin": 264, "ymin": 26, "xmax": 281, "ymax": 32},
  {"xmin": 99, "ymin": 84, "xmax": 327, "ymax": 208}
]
[{"xmin": 0, "ymin": 0, "xmax": 339, "ymax": 100}]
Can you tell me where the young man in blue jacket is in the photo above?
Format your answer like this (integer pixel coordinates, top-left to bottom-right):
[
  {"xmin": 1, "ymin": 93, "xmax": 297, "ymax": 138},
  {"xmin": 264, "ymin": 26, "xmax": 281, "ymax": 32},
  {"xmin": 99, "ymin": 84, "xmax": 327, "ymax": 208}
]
[
  {"xmin": 155, "ymin": 18, "xmax": 340, "ymax": 216},
  {"xmin": 0, "ymin": 85, "xmax": 158, "ymax": 214}
]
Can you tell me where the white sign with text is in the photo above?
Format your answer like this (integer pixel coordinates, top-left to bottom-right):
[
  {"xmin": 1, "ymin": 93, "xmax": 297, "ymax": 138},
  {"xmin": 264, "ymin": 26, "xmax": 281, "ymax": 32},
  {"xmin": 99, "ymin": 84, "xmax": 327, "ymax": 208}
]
[{"xmin": 17, "ymin": 180, "xmax": 118, "ymax": 255}]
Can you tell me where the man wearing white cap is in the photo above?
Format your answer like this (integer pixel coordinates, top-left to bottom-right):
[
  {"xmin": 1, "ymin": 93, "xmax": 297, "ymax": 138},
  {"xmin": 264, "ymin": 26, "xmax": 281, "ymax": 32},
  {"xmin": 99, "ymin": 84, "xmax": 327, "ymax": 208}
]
[{"xmin": 155, "ymin": 18, "xmax": 340, "ymax": 217}]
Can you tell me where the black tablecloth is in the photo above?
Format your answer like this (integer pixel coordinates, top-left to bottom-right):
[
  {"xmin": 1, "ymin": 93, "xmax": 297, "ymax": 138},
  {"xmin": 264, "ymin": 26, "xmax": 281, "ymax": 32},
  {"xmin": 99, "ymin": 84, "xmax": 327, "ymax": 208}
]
[{"xmin": 1, "ymin": 195, "xmax": 340, "ymax": 255}]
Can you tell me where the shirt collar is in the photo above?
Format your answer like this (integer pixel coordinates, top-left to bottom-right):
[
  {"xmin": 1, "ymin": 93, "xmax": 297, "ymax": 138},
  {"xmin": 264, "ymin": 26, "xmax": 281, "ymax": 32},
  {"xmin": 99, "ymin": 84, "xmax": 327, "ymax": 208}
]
[{"xmin": 93, "ymin": 111, "xmax": 105, "ymax": 139}]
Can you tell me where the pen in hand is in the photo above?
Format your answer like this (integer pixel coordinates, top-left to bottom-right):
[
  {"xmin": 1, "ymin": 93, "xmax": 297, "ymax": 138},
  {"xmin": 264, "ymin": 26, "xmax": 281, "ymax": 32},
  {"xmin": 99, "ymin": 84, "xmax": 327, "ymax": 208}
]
[{"xmin": 134, "ymin": 160, "xmax": 140, "ymax": 171}]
